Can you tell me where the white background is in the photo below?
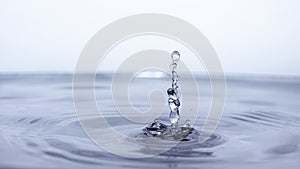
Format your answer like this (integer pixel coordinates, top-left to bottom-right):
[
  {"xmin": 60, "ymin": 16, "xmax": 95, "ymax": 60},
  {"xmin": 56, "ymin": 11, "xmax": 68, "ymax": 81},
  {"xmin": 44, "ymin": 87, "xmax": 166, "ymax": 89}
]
[{"xmin": 0, "ymin": 0, "xmax": 299, "ymax": 75}]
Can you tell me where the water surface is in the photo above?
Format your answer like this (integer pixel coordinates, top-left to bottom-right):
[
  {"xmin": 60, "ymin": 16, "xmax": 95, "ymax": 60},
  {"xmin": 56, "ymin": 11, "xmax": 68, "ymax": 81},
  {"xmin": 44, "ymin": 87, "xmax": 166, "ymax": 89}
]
[{"xmin": 0, "ymin": 73, "xmax": 299, "ymax": 169}]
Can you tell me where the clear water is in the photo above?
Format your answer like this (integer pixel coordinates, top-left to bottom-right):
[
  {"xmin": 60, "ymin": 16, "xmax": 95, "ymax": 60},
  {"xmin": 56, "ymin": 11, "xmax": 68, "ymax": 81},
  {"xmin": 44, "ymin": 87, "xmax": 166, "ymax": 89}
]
[
  {"xmin": 143, "ymin": 50, "xmax": 191, "ymax": 138},
  {"xmin": 0, "ymin": 73, "xmax": 300, "ymax": 169}
]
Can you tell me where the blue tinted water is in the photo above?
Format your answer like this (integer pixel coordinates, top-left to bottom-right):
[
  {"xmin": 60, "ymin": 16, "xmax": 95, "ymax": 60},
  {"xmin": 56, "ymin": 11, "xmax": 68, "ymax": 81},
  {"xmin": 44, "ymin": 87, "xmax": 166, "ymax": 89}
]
[{"xmin": 0, "ymin": 73, "xmax": 299, "ymax": 169}]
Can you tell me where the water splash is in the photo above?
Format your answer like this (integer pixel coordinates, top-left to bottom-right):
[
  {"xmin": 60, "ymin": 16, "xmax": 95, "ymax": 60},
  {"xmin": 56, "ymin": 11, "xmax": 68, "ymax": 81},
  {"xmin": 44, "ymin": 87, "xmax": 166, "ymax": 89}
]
[
  {"xmin": 168, "ymin": 51, "xmax": 181, "ymax": 125},
  {"xmin": 143, "ymin": 51, "xmax": 193, "ymax": 140}
]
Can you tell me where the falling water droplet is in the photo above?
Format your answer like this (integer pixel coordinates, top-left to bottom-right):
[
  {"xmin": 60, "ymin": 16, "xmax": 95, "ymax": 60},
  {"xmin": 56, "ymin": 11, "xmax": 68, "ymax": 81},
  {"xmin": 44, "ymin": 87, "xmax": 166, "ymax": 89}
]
[{"xmin": 171, "ymin": 51, "xmax": 180, "ymax": 61}]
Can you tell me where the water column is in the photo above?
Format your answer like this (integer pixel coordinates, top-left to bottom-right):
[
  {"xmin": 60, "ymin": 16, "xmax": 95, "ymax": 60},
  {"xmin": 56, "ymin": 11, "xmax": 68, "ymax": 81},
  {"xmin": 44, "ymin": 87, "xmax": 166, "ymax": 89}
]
[{"xmin": 168, "ymin": 51, "xmax": 181, "ymax": 126}]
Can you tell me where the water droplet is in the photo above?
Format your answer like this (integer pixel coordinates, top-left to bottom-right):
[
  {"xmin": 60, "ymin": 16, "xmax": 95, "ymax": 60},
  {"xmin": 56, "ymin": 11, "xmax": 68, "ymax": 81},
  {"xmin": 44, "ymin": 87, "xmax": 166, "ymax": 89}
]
[{"xmin": 171, "ymin": 51, "xmax": 180, "ymax": 61}]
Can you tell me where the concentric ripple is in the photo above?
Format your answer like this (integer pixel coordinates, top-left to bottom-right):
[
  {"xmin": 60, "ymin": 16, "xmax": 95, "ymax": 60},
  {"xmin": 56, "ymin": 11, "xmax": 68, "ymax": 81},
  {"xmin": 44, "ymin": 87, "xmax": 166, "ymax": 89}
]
[{"xmin": 1, "ymin": 73, "xmax": 300, "ymax": 169}]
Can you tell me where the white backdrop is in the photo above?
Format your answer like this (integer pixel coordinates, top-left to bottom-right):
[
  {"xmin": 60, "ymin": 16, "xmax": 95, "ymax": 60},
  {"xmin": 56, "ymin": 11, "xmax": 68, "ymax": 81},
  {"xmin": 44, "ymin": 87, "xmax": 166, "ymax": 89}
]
[{"xmin": 0, "ymin": 0, "xmax": 299, "ymax": 75}]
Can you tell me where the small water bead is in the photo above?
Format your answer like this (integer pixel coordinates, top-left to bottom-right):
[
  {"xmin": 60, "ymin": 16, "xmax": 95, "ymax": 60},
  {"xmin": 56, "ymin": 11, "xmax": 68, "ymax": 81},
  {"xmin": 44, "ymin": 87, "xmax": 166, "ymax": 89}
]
[
  {"xmin": 169, "ymin": 62, "xmax": 178, "ymax": 71},
  {"xmin": 172, "ymin": 70, "xmax": 178, "ymax": 77},
  {"xmin": 171, "ymin": 51, "xmax": 180, "ymax": 61}
]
